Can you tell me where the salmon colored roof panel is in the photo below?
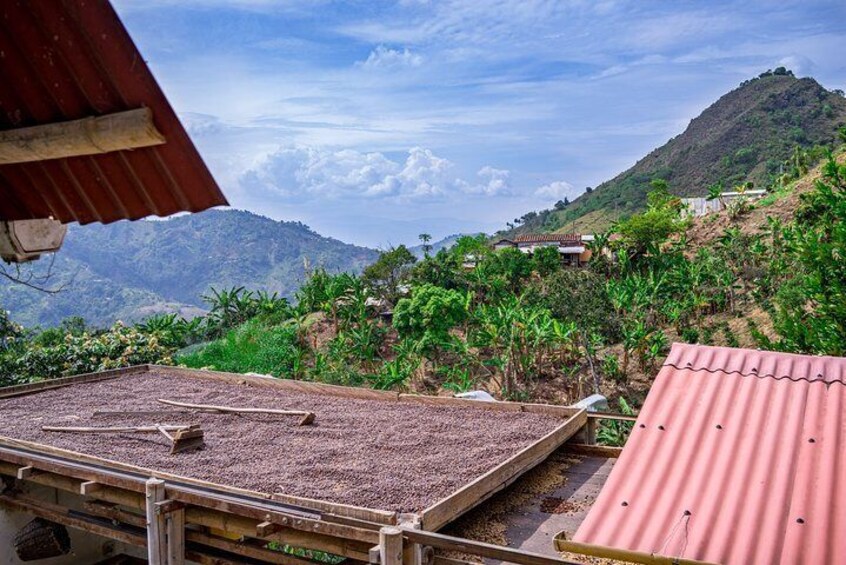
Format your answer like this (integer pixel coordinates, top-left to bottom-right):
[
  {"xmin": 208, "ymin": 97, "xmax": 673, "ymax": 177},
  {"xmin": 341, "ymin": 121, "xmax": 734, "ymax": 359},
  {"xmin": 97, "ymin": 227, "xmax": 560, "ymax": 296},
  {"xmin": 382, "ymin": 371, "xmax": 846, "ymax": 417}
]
[
  {"xmin": 0, "ymin": 0, "xmax": 228, "ymax": 224},
  {"xmin": 574, "ymin": 343, "xmax": 846, "ymax": 565}
]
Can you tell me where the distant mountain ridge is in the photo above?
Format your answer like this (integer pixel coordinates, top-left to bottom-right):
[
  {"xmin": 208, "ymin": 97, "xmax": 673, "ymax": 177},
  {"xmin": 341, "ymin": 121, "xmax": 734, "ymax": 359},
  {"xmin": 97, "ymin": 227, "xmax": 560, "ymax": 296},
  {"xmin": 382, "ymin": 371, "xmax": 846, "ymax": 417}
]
[
  {"xmin": 509, "ymin": 72, "xmax": 846, "ymax": 235},
  {"xmin": 0, "ymin": 210, "xmax": 379, "ymax": 327}
]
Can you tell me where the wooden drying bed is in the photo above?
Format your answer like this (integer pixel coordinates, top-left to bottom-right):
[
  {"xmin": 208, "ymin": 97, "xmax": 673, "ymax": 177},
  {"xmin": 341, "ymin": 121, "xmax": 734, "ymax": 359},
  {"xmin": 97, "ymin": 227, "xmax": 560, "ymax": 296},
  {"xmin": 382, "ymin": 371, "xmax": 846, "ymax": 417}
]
[{"xmin": 0, "ymin": 365, "xmax": 586, "ymax": 564}]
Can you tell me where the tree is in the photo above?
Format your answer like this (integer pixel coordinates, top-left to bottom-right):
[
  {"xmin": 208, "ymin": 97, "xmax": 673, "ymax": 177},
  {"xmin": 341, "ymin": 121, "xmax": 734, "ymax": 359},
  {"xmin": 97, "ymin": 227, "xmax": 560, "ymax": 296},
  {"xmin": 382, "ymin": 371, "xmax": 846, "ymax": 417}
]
[
  {"xmin": 418, "ymin": 233, "xmax": 433, "ymax": 257},
  {"xmin": 771, "ymin": 153, "xmax": 846, "ymax": 355},
  {"xmin": 393, "ymin": 284, "xmax": 467, "ymax": 358},
  {"xmin": 614, "ymin": 182, "xmax": 684, "ymax": 257},
  {"xmin": 361, "ymin": 245, "xmax": 417, "ymax": 305},
  {"xmin": 530, "ymin": 269, "xmax": 619, "ymax": 340},
  {"xmin": 483, "ymin": 248, "xmax": 533, "ymax": 292},
  {"xmin": 532, "ymin": 246, "xmax": 561, "ymax": 276}
]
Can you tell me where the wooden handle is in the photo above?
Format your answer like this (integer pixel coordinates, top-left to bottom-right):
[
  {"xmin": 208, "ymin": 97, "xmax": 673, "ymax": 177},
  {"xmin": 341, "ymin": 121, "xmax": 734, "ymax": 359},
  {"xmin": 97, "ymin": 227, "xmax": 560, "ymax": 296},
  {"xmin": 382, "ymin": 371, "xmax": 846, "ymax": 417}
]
[{"xmin": 156, "ymin": 399, "xmax": 315, "ymax": 425}]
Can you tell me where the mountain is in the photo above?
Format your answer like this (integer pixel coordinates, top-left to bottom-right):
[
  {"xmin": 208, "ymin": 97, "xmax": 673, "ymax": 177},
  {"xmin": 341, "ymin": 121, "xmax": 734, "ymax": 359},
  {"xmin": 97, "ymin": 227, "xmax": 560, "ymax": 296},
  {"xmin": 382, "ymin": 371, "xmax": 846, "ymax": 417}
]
[
  {"xmin": 511, "ymin": 71, "xmax": 846, "ymax": 235},
  {"xmin": 0, "ymin": 210, "xmax": 379, "ymax": 327}
]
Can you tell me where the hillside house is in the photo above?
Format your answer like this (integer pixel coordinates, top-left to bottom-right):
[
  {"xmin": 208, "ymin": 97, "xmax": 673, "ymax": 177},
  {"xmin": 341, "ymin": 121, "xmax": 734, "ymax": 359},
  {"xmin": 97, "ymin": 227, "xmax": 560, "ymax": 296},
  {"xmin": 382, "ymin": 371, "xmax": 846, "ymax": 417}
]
[
  {"xmin": 681, "ymin": 189, "xmax": 767, "ymax": 218},
  {"xmin": 493, "ymin": 233, "xmax": 593, "ymax": 266}
]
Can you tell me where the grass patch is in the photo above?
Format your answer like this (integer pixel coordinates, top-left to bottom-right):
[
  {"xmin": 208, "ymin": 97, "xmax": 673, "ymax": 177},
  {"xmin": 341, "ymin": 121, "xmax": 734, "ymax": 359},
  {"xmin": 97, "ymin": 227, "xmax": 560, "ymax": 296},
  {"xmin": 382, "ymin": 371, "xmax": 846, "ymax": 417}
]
[{"xmin": 177, "ymin": 318, "xmax": 301, "ymax": 376}]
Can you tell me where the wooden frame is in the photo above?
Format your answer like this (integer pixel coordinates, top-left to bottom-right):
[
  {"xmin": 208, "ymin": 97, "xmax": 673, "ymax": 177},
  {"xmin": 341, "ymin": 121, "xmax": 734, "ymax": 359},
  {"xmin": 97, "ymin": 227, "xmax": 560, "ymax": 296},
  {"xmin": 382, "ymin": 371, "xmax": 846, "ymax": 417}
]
[{"xmin": 0, "ymin": 364, "xmax": 587, "ymax": 563}]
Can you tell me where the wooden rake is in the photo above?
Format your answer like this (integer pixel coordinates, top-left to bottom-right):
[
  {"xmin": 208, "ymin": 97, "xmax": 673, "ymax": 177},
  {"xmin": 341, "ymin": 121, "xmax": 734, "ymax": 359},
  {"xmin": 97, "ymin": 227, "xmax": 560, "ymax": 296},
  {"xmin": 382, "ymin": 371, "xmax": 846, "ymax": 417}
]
[
  {"xmin": 42, "ymin": 424, "xmax": 205, "ymax": 454},
  {"xmin": 156, "ymin": 399, "xmax": 316, "ymax": 426}
]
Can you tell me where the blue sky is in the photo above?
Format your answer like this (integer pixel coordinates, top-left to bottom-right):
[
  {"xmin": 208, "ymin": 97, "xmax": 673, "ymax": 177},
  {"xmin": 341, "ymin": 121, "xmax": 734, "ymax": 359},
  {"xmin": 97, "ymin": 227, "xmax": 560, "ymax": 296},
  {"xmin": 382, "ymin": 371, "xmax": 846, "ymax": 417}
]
[{"xmin": 114, "ymin": 0, "xmax": 846, "ymax": 248}]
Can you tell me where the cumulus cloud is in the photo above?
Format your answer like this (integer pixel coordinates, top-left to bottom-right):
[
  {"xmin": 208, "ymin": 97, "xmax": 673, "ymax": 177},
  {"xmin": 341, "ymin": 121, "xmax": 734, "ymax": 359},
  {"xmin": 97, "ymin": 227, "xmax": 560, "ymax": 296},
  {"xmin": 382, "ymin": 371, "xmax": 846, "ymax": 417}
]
[
  {"xmin": 776, "ymin": 54, "xmax": 814, "ymax": 76},
  {"xmin": 240, "ymin": 146, "xmax": 462, "ymax": 201},
  {"xmin": 466, "ymin": 166, "xmax": 511, "ymax": 195},
  {"xmin": 358, "ymin": 45, "xmax": 423, "ymax": 69},
  {"xmin": 535, "ymin": 180, "xmax": 575, "ymax": 199}
]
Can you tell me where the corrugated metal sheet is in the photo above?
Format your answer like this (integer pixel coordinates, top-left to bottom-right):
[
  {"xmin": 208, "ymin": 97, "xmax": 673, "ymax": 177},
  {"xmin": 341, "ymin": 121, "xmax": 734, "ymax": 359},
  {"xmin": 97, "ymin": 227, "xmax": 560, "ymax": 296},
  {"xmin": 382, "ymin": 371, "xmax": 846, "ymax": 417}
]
[
  {"xmin": 513, "ymin": 234, "xmax": 581, "ymax": 243},
  {"xmin": 0, "ymin": 0, "xmax": 228, "ymax": 224},
  {"xmin": 574, "ymin": 343, "xmax": 846, "ymax": 565}
]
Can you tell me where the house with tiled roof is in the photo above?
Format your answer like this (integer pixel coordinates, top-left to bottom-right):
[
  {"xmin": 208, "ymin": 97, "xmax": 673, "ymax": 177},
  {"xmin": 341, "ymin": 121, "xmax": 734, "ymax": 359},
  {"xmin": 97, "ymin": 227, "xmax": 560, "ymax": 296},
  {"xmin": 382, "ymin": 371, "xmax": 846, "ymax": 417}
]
[{"xmin": 492, "ymin": 233, "xmax": 594, "ymax": 266}]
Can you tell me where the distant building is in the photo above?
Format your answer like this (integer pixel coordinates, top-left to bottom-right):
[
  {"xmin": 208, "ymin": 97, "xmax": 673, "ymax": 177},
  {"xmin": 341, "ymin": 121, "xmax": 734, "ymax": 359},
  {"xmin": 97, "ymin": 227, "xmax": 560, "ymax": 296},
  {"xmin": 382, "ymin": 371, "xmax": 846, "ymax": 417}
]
[
  {"xmin": 681, "ymin": 190, "xmax": 767, "ymax": 218},
  {"xmin": 492, "ymin": 234, "xmax": 593, "ymax": 266}
]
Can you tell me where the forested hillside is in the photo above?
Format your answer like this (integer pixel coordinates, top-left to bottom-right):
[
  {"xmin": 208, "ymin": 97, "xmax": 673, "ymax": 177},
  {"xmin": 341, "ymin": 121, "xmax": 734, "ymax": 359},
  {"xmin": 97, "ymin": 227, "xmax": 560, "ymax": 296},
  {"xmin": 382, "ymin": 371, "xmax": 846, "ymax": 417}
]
[
  {"xmin": 0, "ymin": 210, "xmax": 378, "ymax": 327},
  {"xmin": 508, "ymin": 71, "xmax": 846, "ymax": 235}
]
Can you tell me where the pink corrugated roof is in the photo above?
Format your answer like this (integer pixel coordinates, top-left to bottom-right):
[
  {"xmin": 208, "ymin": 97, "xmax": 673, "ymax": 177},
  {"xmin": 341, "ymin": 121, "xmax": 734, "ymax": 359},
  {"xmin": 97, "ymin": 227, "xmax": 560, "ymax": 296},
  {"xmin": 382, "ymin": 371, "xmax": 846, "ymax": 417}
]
[{"xmin": 574, "ymin": 343, "xmax": 846, "ymax": 565}]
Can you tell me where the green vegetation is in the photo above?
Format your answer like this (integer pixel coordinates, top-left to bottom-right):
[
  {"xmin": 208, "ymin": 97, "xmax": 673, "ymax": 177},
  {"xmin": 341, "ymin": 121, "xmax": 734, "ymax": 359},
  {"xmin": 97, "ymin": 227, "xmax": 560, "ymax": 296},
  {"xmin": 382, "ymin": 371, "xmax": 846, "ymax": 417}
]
[{"xmin": 4, "ymin": 147, "xmax": 846, "ymax": 410}]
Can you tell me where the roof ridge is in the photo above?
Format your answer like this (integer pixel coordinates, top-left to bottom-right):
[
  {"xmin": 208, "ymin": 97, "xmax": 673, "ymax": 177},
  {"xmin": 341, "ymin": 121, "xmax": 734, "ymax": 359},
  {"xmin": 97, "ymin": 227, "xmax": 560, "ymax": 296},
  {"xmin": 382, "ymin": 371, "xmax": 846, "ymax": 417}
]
[{"xmin": 662, "ymin": 362, "xmax": 846, "ymax": 387}]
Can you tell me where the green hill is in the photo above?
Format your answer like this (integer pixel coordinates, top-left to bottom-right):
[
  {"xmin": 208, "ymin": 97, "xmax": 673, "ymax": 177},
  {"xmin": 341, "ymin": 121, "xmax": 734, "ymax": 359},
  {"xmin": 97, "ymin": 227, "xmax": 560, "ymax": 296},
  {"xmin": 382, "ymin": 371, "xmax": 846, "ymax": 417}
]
[
  {"xmin": 0, "ymin": 210, "xmax": 378, "ymax": 327},
  {"xmin": 511, "ymin": 71, "xmax": 846, "ymax": 235}
]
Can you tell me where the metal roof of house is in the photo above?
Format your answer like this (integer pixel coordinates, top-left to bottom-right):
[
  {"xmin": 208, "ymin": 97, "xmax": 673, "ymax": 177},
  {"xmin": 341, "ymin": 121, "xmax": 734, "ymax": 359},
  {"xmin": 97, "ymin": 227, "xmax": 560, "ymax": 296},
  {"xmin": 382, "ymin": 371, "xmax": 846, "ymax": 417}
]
[
  {"xmin": 512, "ymin": 234, "xmax": 581, "ymax": 244},
  {"xmin": 574, "ymin": 343, "xmax": 846, "ymax": 565},
  {"xmin": 0, "ymin": 0, "xmax": 228, "ymax": 225}
]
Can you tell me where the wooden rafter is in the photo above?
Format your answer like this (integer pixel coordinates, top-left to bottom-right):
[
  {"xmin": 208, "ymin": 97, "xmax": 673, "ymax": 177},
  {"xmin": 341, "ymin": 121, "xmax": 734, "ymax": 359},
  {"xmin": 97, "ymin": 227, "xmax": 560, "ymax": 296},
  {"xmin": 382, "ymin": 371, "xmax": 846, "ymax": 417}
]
[{"xmin": 0, "ymin": 108, "xmax": 165, "ymax": 165}]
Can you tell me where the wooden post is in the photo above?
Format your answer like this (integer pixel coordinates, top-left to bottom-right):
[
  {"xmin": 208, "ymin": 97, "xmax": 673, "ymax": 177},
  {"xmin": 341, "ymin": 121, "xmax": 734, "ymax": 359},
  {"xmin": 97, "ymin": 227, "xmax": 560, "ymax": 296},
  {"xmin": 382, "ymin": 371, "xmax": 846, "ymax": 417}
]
[
  {"xmin": 166, "ymin": 505, "xmax": 185, "ymax": 565},
  {"xmin": 380, "ymin": 526, "xmax": 403, "ymax": 565},
  {"xmin": 585, "ymin": 418, "xmax": 597, "ymax": 445},
  {"xmin": 145, "ymin": 478, "xmax": 167, "ymax": 565}
]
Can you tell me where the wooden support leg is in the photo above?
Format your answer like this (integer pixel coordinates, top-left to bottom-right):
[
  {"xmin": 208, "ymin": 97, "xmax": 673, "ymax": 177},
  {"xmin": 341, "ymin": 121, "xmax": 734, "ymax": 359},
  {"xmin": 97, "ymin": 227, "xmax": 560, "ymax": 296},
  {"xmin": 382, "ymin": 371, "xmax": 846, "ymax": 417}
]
[
  {"xmin": 166, "ymin": 505, "xmax": 186, "ymax": 565},
  {"xmin": 585, "ymin": 418, "xmax": 597, "ymax": 445},
  {"xmin": 379, "ymin": 527, "xmax": 403, "ymax": 565},
  {"xmin": 145, "ymin": 478, "xmax": 167, "ymax": 565}
]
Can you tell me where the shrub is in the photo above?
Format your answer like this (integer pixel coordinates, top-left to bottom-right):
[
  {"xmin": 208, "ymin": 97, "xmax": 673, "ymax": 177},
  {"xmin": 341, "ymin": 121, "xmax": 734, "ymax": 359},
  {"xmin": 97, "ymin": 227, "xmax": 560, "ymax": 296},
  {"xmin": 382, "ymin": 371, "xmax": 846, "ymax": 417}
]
[{"xmin": 2, "ymin": 322, "xmax": 174, "ymax": 383}]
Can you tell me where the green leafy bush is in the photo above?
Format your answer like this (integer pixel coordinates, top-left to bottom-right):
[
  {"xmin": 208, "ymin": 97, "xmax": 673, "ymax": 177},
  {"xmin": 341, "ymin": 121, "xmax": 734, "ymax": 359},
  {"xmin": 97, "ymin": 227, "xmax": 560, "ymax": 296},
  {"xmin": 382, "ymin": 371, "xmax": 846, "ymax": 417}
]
[{"xmin": 1, "ymin": 322, "xmax": 174, "ymax": 384}]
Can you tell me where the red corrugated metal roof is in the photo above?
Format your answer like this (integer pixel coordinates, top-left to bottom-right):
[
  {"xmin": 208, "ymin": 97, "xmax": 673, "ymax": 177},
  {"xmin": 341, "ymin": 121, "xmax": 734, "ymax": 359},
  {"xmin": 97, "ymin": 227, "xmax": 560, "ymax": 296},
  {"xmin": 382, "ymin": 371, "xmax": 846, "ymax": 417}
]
[
  {"xmin": 0, "ymin": 0, "xmax": 228, "ymax": 224},
  {"xmin": 574, "ymin": 343, "xmax": 846, "ymax": 565},
  {"xmin": 513, "ymin": 234, "xmax": 581, "ymax": 243}
]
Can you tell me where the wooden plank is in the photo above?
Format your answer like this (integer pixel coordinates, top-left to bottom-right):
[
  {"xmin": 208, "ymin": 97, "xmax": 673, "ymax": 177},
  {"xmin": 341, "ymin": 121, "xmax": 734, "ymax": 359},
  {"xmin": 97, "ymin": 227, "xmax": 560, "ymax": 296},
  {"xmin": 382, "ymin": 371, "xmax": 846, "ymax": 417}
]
[
  {"xmin": 420, "ymin": 409, "xmax": 587, "ymax": 531},
  {"xmin": 0, "ymin": 461, "xmax": 145, "ymax": 509},
  {"xmin": 183, "ymin": 507, "xmax": 373, "ymax": 561},
  {"xmin": 167, "ymin": 505, "xmax": 186, "ymax": 565},
  {"xmin": 185, "ymin": 531, "xmax": 317, "ymax": 565},
  {"xmin": 586, "ymin": 412, "xmax": 638, "ymax": 422},
  {"xmin": 272, "ymin": 493, "xmax": 398, "ymax": 526},
  {"xmin": 0, "ymin": 492, "xmax": 147, "ymax": 548},
  {"xmin": 153, "ymin": 365, "xmax": 401, "ymax": 401},
  {"xmin": 156, "ymin": 398, "xmax": 315, "ymax": 426},
  {"xmin": 397, "ymin": 394, "xmax": 579, "ymax": 417},
  {"xmin": 146, "ymin": 478, "xmax": 167, "ymax": 565},
  {"xmin": 0, "ymin": 108, "xmax": 165, "ymax": 165},
  {"xmin": 258, "ymin": 511, "xmax": 380, "ymax": 544},
  {"xmin": 0, "ymin": 437, "xmax": 390, "ymax": 527},
  {"xmin": 402, "ymin": 529, "xmax": 583, "ymax": 565},
  {"xmin": 553, "ymin": 535, "xmax": 717, "ymax": 565},
  {"xmin": 0, "ymin": 365, "xmax": 146, "ymax": 399},
  {"xmin": 564, "ymin": 443, "xmax": 624, "ymax": 458},
  {"xmin": 84, "ymin": 500, "xmax": 146, "ymax": 528}
]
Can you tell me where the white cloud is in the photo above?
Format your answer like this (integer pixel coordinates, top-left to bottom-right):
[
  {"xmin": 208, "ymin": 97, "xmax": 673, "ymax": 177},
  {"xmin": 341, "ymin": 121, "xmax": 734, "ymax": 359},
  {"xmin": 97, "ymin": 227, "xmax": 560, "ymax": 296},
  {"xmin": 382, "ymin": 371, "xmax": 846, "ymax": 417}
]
[
  {"xmin": 240, "ymin": 146, "xmax": 463, "ymax": 201},
  {"xmin": 776, "ymin": 54, "xmax": 815, "ymax": 76},
  {"xmin": 358, "ymin": 46, "xmax": 423, "ymax": 69},
  {"xmin": 466, "ymin": 166, "xmax": 511, "ymax": 195},
  {"xmin": 535, "ymin": 180, "xmax": 575, "ymax": 199}
]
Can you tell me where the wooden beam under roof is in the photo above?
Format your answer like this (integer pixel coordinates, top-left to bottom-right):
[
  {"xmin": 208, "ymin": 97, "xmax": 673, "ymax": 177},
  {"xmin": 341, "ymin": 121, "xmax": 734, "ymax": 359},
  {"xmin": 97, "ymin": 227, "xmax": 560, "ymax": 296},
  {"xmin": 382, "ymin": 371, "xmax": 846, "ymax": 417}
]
[{"xmin": 0, "ymin": 108, "xmax": 165, "ymax": 165}]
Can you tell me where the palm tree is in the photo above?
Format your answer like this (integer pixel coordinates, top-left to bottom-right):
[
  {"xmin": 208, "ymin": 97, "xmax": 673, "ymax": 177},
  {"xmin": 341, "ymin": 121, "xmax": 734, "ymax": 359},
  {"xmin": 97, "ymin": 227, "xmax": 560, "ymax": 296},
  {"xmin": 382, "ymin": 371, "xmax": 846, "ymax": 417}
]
[{"xmin": 418, "ymin": 233, "xmax": 433, "ymax": 257}]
